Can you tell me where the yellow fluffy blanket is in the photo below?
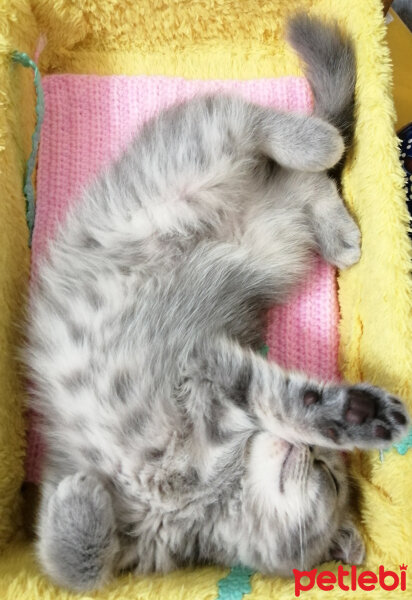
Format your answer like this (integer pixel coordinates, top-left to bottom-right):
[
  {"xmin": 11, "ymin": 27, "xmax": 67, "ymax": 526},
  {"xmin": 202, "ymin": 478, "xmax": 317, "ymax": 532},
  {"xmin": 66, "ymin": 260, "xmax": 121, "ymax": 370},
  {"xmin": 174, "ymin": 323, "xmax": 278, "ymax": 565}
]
[{"xmin": 0, "ymin": 0, "xmax": 411, "ymax": 598}]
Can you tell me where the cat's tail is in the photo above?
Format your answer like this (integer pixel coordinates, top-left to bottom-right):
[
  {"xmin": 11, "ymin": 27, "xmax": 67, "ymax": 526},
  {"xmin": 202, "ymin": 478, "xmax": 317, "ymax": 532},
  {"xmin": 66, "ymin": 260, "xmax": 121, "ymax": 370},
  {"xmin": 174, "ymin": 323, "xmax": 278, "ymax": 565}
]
[{"xmin": 287, "ymin": 14, "xmax": 356, "ymax": 148}]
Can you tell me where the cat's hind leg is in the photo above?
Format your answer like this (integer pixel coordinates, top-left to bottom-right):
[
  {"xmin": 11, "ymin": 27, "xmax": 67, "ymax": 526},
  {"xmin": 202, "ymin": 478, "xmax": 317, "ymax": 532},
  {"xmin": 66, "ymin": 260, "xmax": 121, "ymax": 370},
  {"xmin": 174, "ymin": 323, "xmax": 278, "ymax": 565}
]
[
  {"xmin": 245, "ymin": 169, "xmax": 361, "ymax": 272},
  {"xmin": 304, "ymin": 172, "xmax": 361, "ymax": 269},
  {"xmin": 37, "ymin": 472, "xmax": 119, "ymax": 591}
]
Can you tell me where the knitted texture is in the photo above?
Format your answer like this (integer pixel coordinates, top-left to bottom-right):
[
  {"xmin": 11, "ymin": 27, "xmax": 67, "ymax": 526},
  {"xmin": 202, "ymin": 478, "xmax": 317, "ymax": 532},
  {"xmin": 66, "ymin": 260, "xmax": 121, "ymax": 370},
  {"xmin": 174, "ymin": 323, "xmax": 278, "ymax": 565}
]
[
  {"xmin": 267, "ymin": 255, "xmax": 340, "ymax": 380},
  {"xmin": 25, "ymin": 73, "xmax": 341, "ymax": 483}
]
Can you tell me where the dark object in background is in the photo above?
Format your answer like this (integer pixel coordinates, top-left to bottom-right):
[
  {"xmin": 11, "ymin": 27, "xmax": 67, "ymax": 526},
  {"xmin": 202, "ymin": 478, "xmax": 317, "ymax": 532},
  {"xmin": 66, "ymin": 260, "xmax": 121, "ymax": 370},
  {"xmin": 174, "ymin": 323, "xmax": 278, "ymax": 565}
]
[
  {"xmin": 393, "ymin": 0, "xmax": 412, "ymax": 31},
  {"xmin": 398, "ymin": 122, "xmax": 412, "ymax": 235}
]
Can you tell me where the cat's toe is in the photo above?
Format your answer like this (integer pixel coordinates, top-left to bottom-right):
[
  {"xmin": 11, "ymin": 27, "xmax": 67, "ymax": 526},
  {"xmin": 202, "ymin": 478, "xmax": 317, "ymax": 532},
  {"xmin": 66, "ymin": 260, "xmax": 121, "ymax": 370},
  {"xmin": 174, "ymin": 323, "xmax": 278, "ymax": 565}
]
[
  {"xmin": 345, "ymin": 389, "xmax": 377, "ymax": 424},
  {"xmin": 327, "ymin": 222, "xmax": 361, "ymax": 269},
  {"xmin": 55, "ymin": 472, "xmax": 108, "ymax": 505},
  {"xmin": 333, "ymin": 243, "xmax": 361, "ymax": 270}
]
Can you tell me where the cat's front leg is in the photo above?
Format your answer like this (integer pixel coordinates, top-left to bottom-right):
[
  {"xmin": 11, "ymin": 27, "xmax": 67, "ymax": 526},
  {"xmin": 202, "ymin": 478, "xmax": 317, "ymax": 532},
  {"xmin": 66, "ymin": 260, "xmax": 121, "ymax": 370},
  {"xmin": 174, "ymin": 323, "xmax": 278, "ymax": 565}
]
[
  {"xmin": 186, "ymin": 338, "xmax": 409, "ymax": 452},
  {"xmin": 286, "ymin": 384, "xmax": 409, "ymax": 449},
  {"xmin": 250, "ymin": 361, "xmax": 410, "ymax": 450}
]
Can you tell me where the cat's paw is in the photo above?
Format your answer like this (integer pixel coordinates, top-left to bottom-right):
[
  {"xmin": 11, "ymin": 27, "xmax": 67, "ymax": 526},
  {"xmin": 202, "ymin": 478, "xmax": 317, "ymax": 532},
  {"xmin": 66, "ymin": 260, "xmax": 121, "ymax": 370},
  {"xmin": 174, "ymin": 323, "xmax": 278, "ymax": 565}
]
[
  {"xmin": 53, "ymin": 472, "xmax": 110, "ymax": 510},
  {"xmin": 38, "ymin": 473, "xmax": 118, "ymax": 591},
  {"xmin": 295, "ymin": 120, "xmax": 344, "ymax": 172},
  {"xmin": 320, "ymin": 386, "xmax": 410, "ymax": 449},
  {"xmin": 322, "ymin": 217, "xmax": 361, "ymax": 270}
]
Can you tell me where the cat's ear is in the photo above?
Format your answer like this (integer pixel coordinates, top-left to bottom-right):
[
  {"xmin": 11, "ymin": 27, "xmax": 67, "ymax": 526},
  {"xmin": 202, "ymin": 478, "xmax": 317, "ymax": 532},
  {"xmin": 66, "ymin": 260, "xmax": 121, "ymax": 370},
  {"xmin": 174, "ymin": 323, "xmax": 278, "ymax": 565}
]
[{"xmin": 328, "ymin": 519, "xmax": 365, "ymax": 564}]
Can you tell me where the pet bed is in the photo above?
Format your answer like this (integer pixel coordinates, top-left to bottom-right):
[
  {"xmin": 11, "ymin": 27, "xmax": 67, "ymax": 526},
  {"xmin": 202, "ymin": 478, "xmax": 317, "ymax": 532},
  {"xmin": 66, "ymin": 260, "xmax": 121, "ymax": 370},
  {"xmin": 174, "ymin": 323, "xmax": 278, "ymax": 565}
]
[{"xmin": 0, "ymin": 0, "xmax": 411, "ymax": 598}]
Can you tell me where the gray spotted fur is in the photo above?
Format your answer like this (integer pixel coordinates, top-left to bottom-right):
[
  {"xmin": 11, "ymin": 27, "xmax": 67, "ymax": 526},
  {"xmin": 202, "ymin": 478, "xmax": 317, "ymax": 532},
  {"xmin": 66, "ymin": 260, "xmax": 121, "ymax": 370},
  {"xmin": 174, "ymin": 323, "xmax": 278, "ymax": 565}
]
[{"xmin": 25, "ymin": 15, "xmax": 409, "ymax": 592}]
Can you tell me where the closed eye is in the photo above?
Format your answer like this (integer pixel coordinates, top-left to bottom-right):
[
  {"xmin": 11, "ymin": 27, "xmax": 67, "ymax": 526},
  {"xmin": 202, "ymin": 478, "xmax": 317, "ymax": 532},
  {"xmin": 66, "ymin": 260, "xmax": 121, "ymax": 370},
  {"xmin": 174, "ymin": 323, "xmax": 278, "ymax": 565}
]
[{"xmin": 314, "ymin": 459, "xmax": 340, "ymax": 495}]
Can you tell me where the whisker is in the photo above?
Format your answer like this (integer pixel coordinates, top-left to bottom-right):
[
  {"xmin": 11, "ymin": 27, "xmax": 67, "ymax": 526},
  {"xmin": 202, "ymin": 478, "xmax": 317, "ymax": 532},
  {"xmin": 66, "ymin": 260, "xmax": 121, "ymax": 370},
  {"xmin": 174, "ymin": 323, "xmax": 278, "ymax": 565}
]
[
  {"xmin": 294, "ymin": 449, "xmax": 310, "ymax": 569},
  {"xmin": 301, "ymin": 455, "xmax": 310, "ymax": 568}
]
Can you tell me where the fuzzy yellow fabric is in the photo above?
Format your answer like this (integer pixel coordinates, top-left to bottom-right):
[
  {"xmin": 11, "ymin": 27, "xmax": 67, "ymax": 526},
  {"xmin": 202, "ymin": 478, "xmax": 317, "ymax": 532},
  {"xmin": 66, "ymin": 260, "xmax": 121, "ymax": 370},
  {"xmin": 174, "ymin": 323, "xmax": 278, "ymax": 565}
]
[
  {"xmin": 0, "ymin": 0, "xmax": 38, "ymax": 551},
  {"xmin": 1, "ymin": 0, "xmax": 411, "ymax": 598},
  {"xmin": 0, "ymin": 538, "xmax": 229, "ymax": 600}
]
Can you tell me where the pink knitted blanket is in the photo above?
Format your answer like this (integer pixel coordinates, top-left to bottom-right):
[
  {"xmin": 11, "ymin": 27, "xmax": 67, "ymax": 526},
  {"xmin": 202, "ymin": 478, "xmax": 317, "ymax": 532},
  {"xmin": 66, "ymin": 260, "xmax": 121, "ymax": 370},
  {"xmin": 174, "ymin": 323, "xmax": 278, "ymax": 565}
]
[{"xmin": 26, "ymin": 75, "xmax": 340, "ymax": 482}]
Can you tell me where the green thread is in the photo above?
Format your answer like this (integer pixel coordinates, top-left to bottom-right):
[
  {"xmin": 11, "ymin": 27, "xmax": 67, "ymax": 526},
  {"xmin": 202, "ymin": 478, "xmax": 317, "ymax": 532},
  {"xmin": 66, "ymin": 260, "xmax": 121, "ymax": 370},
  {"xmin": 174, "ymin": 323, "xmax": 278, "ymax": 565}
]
[
  {"xmin": 393, "ymin": 427, "xmax": 412, "ymax": 455},
  {"xmin": 379, "ymin": 426, "xmax": 412, "ymax": 462},
  {"xmin": 216, "ymin": 566, "xmax": 253, "ymax": 600},
  {"xmin": 12, "ymin": 51, "xmax": 44, "ymax": 247}
]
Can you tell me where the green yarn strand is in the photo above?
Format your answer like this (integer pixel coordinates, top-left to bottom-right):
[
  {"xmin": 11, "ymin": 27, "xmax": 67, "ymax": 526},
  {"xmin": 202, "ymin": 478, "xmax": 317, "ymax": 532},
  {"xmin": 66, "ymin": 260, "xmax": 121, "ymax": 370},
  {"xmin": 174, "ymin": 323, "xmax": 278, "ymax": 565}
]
[
  {"xmin": 216, "ymin": 566, "xmax": 253, "ymax": 600},
  {"xmin": 12, "ymin": 51, "xmax": 44, "ymax": 247}
]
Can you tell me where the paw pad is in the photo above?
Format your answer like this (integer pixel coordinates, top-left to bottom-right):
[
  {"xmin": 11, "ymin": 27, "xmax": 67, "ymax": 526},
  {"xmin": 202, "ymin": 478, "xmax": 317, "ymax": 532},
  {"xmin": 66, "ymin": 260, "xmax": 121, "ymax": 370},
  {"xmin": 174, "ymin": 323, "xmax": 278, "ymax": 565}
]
[
  {"xmin": 374, "ymin": 425, "xmax": 391, "ymax": 440},
  {"xmin": 392, "ymin": 411, "xmax": 407, "ymax": 425},
  {"xmin": 345, "ymin": 389, "xmax": 376, "ymax": 424},
  {"xmin": 303, "ymin": 390, "xmax": 321, "ymax": 406}
]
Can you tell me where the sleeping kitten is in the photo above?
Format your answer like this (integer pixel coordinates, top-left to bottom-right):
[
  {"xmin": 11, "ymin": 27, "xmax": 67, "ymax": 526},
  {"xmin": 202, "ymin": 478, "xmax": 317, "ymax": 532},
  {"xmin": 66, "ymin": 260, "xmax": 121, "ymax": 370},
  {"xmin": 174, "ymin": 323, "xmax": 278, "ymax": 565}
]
[{"xmin": 25, "ymin": 15, "xmax": 409, "ymax": 591}]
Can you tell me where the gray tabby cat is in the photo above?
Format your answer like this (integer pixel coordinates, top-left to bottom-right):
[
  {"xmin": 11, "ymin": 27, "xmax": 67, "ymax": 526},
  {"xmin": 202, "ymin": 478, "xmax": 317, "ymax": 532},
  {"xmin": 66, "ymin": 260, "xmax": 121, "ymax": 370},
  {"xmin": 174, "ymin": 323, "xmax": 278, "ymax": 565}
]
[{"xmin": 26, "ymin": 14, "xmax": 409, "ymax": 592}]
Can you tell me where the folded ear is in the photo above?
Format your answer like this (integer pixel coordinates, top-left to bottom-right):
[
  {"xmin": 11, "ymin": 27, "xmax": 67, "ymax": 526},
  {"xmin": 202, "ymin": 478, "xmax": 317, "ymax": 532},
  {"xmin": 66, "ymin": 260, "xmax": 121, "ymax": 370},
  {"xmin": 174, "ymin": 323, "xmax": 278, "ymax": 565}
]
[{"xmin": 328, "ymin": 519, "xmax": 365, "ymax": 564}]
